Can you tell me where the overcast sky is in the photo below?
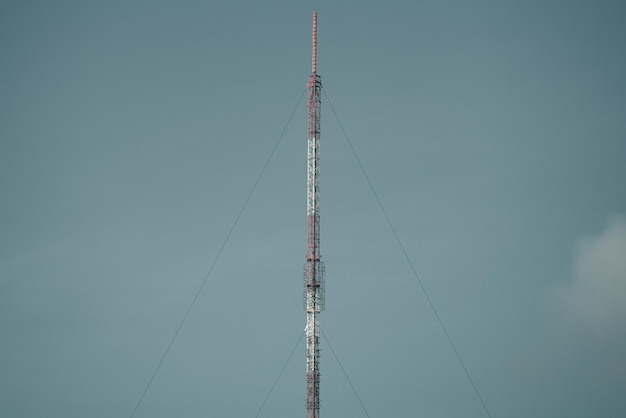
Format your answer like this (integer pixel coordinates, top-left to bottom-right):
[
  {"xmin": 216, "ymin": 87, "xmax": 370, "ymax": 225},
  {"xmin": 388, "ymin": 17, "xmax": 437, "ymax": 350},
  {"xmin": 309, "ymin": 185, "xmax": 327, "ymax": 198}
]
[{"xmin": 1, "ymin": 1, "xmax": 625, "ymax": 417}]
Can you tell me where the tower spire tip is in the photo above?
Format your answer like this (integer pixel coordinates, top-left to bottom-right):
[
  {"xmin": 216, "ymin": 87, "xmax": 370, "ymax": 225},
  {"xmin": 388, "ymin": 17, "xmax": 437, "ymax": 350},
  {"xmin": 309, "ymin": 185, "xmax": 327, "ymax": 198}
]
[{"xmin": 312, "ymin": 11, "xmax": 317, "ymax": 74}]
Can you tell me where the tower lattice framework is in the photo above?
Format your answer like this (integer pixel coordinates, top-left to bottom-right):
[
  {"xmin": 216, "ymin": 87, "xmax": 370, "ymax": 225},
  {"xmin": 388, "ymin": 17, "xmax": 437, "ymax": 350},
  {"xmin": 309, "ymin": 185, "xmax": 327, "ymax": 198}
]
[{"xmin": 304, "ymin": 11, "xmax": 324, "ymax": 418}]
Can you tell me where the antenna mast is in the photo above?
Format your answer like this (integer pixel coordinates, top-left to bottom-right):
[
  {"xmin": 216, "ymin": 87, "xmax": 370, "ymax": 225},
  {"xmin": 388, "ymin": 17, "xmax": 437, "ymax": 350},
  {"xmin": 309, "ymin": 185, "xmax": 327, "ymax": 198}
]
[{"xmin": 304, "ymin": 10, "xmax": 324, "ymax": 418}]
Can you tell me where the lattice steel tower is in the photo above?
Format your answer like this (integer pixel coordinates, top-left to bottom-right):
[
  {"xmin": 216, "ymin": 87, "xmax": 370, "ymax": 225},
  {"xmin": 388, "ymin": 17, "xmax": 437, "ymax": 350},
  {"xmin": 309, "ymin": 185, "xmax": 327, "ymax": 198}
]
[{"xmin": 304, "ymin": 11, "xmax": 324, "ymax": 418}]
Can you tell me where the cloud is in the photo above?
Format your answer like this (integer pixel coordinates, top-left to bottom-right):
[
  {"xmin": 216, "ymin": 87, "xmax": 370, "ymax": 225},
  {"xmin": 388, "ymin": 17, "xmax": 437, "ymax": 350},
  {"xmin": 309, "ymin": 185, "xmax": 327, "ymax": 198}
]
[{"xmin": 555, "ymin": 215, "xmax": 626, "ymax": 338}]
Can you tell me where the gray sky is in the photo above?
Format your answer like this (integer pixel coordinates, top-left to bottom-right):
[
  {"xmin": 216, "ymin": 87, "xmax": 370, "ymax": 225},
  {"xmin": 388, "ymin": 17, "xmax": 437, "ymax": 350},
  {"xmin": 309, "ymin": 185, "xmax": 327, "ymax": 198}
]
[{"xmin": 1, "ymin": 1, "xmax": 625, "ymax": 417}]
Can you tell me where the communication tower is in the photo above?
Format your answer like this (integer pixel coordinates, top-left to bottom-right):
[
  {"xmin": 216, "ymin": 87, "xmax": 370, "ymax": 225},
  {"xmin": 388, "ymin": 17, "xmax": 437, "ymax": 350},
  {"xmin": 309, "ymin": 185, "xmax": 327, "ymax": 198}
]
[{"xmin": 303, "ymin": 11, "xmax": 324, "ymax": 418}]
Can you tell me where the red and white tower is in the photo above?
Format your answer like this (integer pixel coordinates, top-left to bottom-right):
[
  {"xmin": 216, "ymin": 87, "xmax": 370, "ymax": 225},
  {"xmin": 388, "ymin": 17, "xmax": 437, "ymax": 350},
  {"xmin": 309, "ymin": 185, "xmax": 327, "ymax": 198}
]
[{"xmin": 304, "ymin": 11, "xmax": 324, "ymax": 418}]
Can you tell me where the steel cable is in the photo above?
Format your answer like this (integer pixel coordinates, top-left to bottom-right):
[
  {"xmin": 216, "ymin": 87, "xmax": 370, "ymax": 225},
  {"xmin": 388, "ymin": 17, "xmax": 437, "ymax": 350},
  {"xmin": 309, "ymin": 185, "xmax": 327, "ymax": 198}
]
[
  {"xmin": 323, "ymin": 88, "xmax": 493, "ymax": 418},
  {"xmin": 322, "ymin": 331, "xmax": 372, "ymax": 418},
  {"xmin": 128, "ymin": 88, "xmax": 307, "ymax": 418},
  {"xmin": 253, "ymin": 332, "xmax": 304, "ymax": 418}
]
